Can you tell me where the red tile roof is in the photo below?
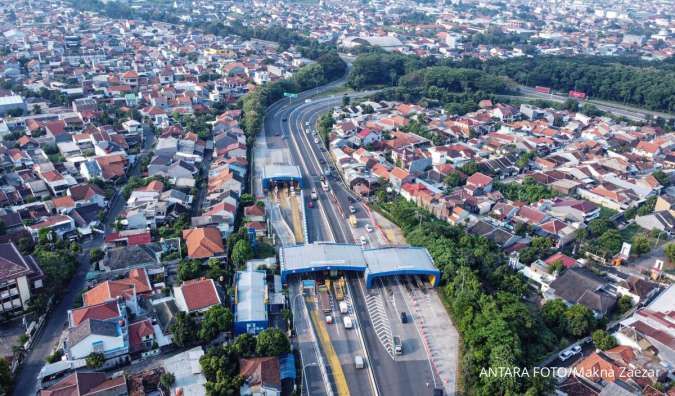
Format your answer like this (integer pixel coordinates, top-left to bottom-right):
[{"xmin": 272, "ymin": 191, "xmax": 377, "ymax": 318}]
[
  {"xmin": 70, "ymin": 300, "xmax": 120, "ymax": 327},
  {"xmin": 179, "ymin": 278, "xmax": 220, "ymax": 312},
  {"xmin": 182, "ymin": 227, "xmax": 224, "ymax": 259}
]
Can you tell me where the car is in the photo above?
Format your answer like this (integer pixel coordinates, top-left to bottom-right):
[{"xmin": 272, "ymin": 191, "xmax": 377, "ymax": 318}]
[
  {"xmin": 348, "ymin": 196, "xmax": 355, "ymax": 203},
  {"xmin": 305, "ymin": 121, "xmax": 310, "ymax": 126},
  {"xmin": 359, "ymin": 236, "xmax": 367, "ymax": 246},
  {"xmin": 319, "ymin": 158, "xmax": 325, "ymax": 164},
  {"xmin": 275, "ymin": 131, "xmax": 282, "ymax": 136},
  {"xmin": 314, "ymin": 137, "xmax": 320, "ymax": 144},
  {"xmin": 349, "ymin": 205, "xmax": 356, "ymax": 214},
  {"xmin": 400, "ymin": 312, "xmax": 408, "ymax": 323},
  {"xmin": 365, "ymin": 224, "xmax": 373, "ymax": 233},
  {"xmin": 325, "ymin": 315, "xmax": 333, "ymax": 324},
  {"xmin": 282, "ymin": 118, "xmax": 287, "ymax": 122},
  {"xmin": 308, "ymin": 201, "xmax": 314, "ymax": 208},
  {"xmin": 558, "ymin": 345, "xmax": 581, "ymax": 361}
]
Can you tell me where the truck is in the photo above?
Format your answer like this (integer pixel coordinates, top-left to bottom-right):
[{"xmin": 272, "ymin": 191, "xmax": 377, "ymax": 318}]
[
  {"xmin": 319, "ymin": 290, "xmax": 331, "ymax": 314},
  {"xmin": 354, "ymin": 355, "xmax": 365, "ymax": 369},
  {"xmin": 393, "ymin": 336, "xmax": 403, "ymax": 355},
  {"xmin": 343, "ymin": 316, "xmax": 353, "ymax": 329},
  {"xmin": 334, "ymin": 278, "xmax": 345, "ymax": 301},
  {"xmin": 339, "ymin": 301, "xmax": 349, "ymax": 314}
]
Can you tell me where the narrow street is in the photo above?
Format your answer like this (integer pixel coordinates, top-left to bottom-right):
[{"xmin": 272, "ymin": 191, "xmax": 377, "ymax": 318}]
[{"xmin": 11, "ymin": 128, "xmax": 155, "ymax": 396}]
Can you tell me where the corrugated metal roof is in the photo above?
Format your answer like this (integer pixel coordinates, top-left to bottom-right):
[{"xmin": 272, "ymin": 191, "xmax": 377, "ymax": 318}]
[{"xmin": 235, "ymin": 270, "xmax": 267, "ymax": 323}]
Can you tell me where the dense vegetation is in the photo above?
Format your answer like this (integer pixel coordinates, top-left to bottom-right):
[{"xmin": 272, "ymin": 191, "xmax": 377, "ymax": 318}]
[
  {"xmin": 373, "ymin": 193, "xmax": 560, "ymax": 395},
  {"xmin": 348, "ymin": 51, "xmax": 675, "ymax": 113},
  {"xmin": 494, "ymin": 176, "xmax": 557, "ymax": 203},
  {"xmin": 482, "ymin": 56, "xmax": 675, "ymax": 112},
  {"xmin": 199, "ymin": 328, "xmax": 291, "ymax": 394},
  {"xmin": 242, "ymin": 51, "xmax": 346, "ymax": 137}
]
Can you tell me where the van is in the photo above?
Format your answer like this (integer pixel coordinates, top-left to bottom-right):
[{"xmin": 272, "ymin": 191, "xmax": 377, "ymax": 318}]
[
  {"xmin": 339, "ymin": 301, "xmax": 349, "ymax": 314},
  {"xmin": 354, "ymin": 355, "xmax": 365, "ymax": 369},
  {"xmin": 343, "ymin": 316, "xmax": 353, "ymax": 329}
]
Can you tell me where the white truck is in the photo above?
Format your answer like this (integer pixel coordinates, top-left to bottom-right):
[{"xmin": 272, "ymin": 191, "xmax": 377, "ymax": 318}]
[
  {"xmin": 343, "ymin": 316, "xmax": 353, "ymax": 329},
  {"xmin": 339, "ymin": 301, "xmax": 349, "ymax": 314},
  {"xmin": 393, "ymin": 335, "xmax": 403, "ymax": 355}
]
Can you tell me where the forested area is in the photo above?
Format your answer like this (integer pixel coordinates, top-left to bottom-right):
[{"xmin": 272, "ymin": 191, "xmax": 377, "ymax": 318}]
[
  {"xmin": 348, "ymin": 51, "xmax": 675, "ymax": 113},
  {"xmin": 482, "ymin": 56, "xmax": 675, "ymax": 112},
  {"xmin": 372, "ymin": 194, "xmax": 565, "ymax": 394}
]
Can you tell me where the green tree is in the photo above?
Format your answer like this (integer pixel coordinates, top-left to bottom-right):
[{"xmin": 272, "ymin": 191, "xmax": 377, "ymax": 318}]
[
  {"xmin": 665, "ymin": 243, "xmax": 675, "ymax": 263},
  {"xmin": 159, "ymin": 372, "xmax": 175, "ymax": 391},
  {"xmin": 170, "ymin": 312, "xmax": 197, "ymax": 347},
  {"xmin": 587, "ymin": 218, "xmax": 611, "ymax": 236},
  {"xmin": 596, "ymin": 229, "xmax": 623, "ymax": 256},
  {"xmin": 85, "ymin": 352, "xmax": 105, "ymax": 368},
  {"xmin": 652, "ymin": 170, "xmax": 670, "ymax": 187},
  {"xmin": 205, "ymin": 258, "xmax": 224, "ymax": 280},
  {"xmin": 231, "ymin": 239, "xmax": 253, "ymax": 268},
  {"xmin": 89, "ymin": 248, "xmax": 104, "ymax": 263},
  {"xmin": 198, "ymin": 305, "xmax": 233, "ymax": 342},
  {"xmin": 444, "ymin": 172, "xmax": 462, "ymax": 189},
  {"xmin": 255, "ymin": 328, "xmax": 291, "ymax": 356},
  {"xmin": 542, "ymin": 299, "xmax": 567, "ymax": 335},
  {"xmin": 631, "ymin": 234, "xmax": 651, "ymax": 256},
  {"xmin": 564, "ymin": 304, "xmax": 594, "ymax": 337},
  {"xmin": 177, "ymin": 259, "xmax": 202, "ymax": 281},
  {"xmin": 616, "ymin": 295, "xmax": 633, "ymax": 315},
  {"xmin": 0, "ymin": 358, "xmax": 11, "ymax": 396},
  {"xmin": 342, "ymin": 95, "xmax": 350, "ymax": 107},
  {"xmin": 200, "ymin": 345, "xmax": 243, "ymax": 395},
  {"xmin": 232, "ymin": 333, "xmax": 257, "ymax": 357},
  {"xmin": 592, "ymin": 329, "xmax": 617, "ymax": 350}
]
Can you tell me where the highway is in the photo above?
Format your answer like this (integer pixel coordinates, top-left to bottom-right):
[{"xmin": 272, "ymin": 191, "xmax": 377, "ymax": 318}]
[
  {"xmin": 263, "ymin": 88, "xmax": 441, "ymax": 395},
  {"xmin": 514, "ymin": 85, "xmax": 674, "ymax": 122}
]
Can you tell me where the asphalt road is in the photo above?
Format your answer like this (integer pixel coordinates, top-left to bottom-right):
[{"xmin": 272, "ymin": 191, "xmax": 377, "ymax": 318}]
[
  {"xmin": 12, "ymin": 129, "xmax": 155, "ymax": 396},
  {"xmin": 516, "ymin": 85, "xmax": 674, "ymax": 121},
  {"xmin": 271, "ymin": 92, "xmax": 440, "ymax": 395}
]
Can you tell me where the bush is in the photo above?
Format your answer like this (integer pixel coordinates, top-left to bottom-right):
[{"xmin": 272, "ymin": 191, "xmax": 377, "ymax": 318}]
[
  {"xmin": 86, "ymin": 352, "xmax": 105, "ymax": 368},
  {"xmin": 592, "ymin": 330, "xmax": 617, "ymax": 350}
]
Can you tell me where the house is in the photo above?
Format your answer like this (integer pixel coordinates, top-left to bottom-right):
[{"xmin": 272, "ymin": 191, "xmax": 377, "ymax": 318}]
[
  {"xmin": 388, "ymin": 167, "xmax": 411, "ymax": 192},
  {"xmin": 173, "ymin": 278, "xmax": 221, "ymax": 314},
  {"xmin": 182, "ymin": 227, "xmax": 225, "ymax": 259},
  {"xmin": 128, "ymin": 319, "xmax": 157, "ymax": 359},
  {"xmin": 614, "ymin": 285, "xmax": 674, "ymax": 369},
  {"xmin": 82, "ymin": 268, "xmax": 152, "ymax": 313},
  {"xmin": 68, "ymin": 183, "xmax": 107, "ymax": 208},
  {"xmin": 244, "ymin": 205, "xmax": 265, "ymax": 223},
  {"xmin": 465, "ymin": 172, "xmax": 493, "ymax": 195},
  {"xmin": 354, "ymin": 128, "xmax": 381, "ymax": 146},
  {"xmin": 65, "ymin": 319, "xmax": 128, "ymax": 364},
  {"xmin": 635, "ymin": 211, "xmax": 674, "ymax": 235},
  {"xmin": 68, "ymin": 300, "xmax": 123, "ymax": 328},
  {"xmin": 239, "ymin": 357, "xmax": 281, "ymax": 396},
  {"xmin": 39, "ymin": 372, "xmax": 127, "ymax": 396},
  {"xmin": 98, "ymin": 245, "xmax": 160, "ymax": 273},
  {"xmin": 28, "ymin": 214, "xmax": 77, "ymax": 240},
  {"xmin": 0, "ymin": 242, "xmax": 44, "ymax": 315},
  {"xmin": 545, "ymin": 267, "xmax": 617, "ymax": 318}
]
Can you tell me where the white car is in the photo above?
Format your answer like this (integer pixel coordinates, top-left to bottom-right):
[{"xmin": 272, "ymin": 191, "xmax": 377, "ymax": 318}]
[
  {"xmin": 343, "ymin": 316, "xmax": 353, "ymax": 329},
  {"xmin": 365, "ymin": 224, "xmax": 373, "ymax": 233},
  {"xmin": 314, "ymin": 137, "xmax": 320, "ymax": 144},
  {"xmin": 558, "ymin": 345, "xmax": 582, "ymax": 361},
  {"xmin": 349, "ymin": 205, "xmax": 356, "ymax": 214},
  {"xmin": 359, "ymin": 236, "xmax": 368, "ymax": 246}
]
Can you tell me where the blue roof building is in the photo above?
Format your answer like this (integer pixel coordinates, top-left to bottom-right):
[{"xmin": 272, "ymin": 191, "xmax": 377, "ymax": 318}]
[{"xmin": 234, "ymin": 270, "xmax": 269, "ymax": 335}]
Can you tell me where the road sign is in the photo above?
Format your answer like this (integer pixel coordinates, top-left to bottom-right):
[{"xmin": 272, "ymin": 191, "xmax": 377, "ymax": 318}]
[{"xmin": 283, "ymin": 92, "xmax": 298, "ymax": 98}]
